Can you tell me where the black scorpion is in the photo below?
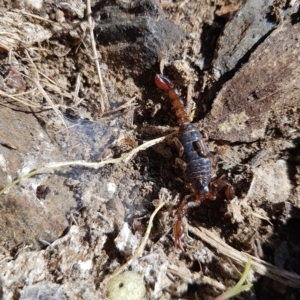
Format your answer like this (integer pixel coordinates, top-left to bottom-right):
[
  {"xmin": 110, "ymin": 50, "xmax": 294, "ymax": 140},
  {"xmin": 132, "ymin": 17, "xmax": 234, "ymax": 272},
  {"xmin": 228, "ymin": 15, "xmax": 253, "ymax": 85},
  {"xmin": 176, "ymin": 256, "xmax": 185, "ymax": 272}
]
[{"xmin": 155, "ymin": 74, "xmax": 235, "ymax": 251}]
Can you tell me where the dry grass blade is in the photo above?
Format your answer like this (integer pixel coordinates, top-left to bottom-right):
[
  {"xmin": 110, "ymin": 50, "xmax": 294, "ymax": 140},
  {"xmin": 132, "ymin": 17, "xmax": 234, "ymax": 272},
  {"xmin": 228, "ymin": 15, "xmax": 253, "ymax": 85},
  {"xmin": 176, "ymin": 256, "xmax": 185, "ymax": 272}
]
[
  {"xmin": 102, "ymin": 96, "xmax": 137, "ymax": 117},
  {"xmin": 168, "ymin": 264, "xmax": 226, "ymax": 291},
  {"xmin": 17, "ymin": 10, "xmax": 69, "ymax": 28},
  {"xmin": 123, "ymin": 130, "xmax": 177, "ymax": 163},
  {"xmin": 188, "ymin": 224, "xmax": 300, "ymax": 288},
  {"xmin": 39, "ymin": 78, "xmax": 73, "ymax": 100},
  {"xmin": 0, "ymin": 89, "xmax": 47, "ymax": 109},
  {"xmin": 34, "ymin": 81, "xmax": 68, "ymax": 130},
  {"xmin": 24, "ymin": 50, "xmax": 68, "ymax": 132},
  {"xmin": 0, "ymin": 131, "xmax": 176, "ymax": 196},
  {"xmin": 0, "ymin": 42, "xmax": 9, "ymax": 51},
  {"xmin": 105, "ymin": 200, "xmax": 165, "ymax": 283},
  {"xmin": 74, "ymin": 73, "xmax": 81, "ymax": 106},
  {"xmin": 86, "ymin": 0, "xmax": 109, "ymax": 113}
]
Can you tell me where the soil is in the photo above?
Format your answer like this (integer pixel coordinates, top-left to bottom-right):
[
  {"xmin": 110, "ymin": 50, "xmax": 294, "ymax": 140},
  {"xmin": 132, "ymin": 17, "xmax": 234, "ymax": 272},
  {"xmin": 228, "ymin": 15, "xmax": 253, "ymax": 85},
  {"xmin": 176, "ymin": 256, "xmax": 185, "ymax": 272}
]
[{"xmin": 0, "ymin": 0, "xmax": 300, "ymax": 299}]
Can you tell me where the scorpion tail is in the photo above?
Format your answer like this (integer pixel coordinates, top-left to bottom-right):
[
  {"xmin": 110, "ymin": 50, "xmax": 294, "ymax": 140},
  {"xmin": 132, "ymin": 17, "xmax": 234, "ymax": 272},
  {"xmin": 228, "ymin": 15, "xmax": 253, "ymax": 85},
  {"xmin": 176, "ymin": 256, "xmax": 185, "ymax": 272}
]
[{"xmin": 155, "ymin": 74, "xmax": 190, "ymax": 126}]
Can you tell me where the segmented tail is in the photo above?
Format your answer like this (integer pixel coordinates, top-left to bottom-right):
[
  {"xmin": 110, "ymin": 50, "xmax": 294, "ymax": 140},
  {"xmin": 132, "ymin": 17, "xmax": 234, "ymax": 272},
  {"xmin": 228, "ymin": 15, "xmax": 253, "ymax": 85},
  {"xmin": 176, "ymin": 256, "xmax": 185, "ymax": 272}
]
[{"xmin": 155, "ymin": 74, "xmax": 190, "ymax": 126}]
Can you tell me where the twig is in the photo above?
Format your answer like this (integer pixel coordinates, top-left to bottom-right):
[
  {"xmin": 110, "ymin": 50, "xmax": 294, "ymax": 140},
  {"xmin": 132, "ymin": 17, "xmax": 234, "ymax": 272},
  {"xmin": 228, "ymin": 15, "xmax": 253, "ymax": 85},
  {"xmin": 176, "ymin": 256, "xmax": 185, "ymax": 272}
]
[
  {"xmin": 0, "ymin": 42, "xmax": 9, "ymax": 51},
  {"xmin": 38, "ymin": 70, "xmax": 59, "ymax": 86},
  {"xmin": 17, "ymin": 10, "xmax": 69, "ymax": 28},
  {"xmin": 0, "ymin": 168, "xmax": 46, "ymax": 195},
  {"xmin": 0, "ymin": 131, "xmax": 177, "ymax": 196},
  {"xmin": 123, "ymin": 130, "xmax": 177, "ymax": 163},
  {"xmin": 105, "ymin": 200, "xmax": 165, "ymax": 283},
  {"xmin": 102, "ymin": 96, "xmax": 137, "ymax": 117},
  {"xmin": 168, "ymin": 264, "xmax": 226, "ymax": 291},
  {"xmin": 24, "ymin": 50, "xmax": 68, "ymax": 131},
  {"xmin": 74, "ymin": 73, "xmax": 81, "ymax": 106},
  {"xmin": 86, "ymin": 0, "xmax": 109, "ymax": 113},
  {"xmin": 39, "ymin": 78, "xmax": 73, "ymax": 100},
  {"xmin": 0, "ymin": 89, "xmax": 48, "ymax": 109},
  {"xmin": 188, "ymin": 224, "xmax": 300, "ymax": 288}
]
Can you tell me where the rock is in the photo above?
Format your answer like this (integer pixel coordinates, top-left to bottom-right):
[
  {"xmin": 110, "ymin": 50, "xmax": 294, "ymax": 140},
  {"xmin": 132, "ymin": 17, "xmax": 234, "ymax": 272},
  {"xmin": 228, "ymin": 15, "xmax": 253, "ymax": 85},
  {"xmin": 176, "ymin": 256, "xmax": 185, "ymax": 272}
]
[
  {"xmin": 212, "ymin": 0, "xmax": 278, "ymax": 78},
  {"xmin": 94, "ymin": 0, "xmax": 184, "ymax": 77},
  {"xmin": 0, "ymin": 107, "xmax": 77, "ymax": 250},
  {"xmin": 199, "ymin": 17, "xmax": 300, "ymax": 142}
]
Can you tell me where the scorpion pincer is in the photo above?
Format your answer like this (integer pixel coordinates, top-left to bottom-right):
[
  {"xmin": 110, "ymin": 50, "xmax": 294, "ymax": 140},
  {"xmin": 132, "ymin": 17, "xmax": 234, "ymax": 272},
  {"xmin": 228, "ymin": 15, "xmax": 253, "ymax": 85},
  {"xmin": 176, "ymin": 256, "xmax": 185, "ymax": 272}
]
[{"xmin": 155, "ymin": 74, "xmax": 235, "ymax": 252}]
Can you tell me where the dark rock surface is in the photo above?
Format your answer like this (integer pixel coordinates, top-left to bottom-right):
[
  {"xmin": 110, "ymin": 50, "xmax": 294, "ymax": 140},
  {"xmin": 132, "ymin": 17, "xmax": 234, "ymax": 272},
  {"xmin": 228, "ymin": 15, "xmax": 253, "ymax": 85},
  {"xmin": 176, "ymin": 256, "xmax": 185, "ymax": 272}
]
[
  {"xmin": 94, "ymin": 0, "xmax": 184, "ymax": 77},
  {"xmin": 200, "ymin": 18, "xmax": 300, "ymax": 142}
]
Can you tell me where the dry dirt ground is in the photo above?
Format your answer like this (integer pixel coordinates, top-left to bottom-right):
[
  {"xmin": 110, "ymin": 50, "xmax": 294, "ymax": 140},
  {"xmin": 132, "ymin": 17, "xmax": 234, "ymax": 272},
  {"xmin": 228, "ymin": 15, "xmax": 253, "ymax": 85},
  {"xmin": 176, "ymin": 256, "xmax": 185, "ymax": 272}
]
[{"xmin": 0, "ymin": 0, "xmax": 300, "ymax": 299}]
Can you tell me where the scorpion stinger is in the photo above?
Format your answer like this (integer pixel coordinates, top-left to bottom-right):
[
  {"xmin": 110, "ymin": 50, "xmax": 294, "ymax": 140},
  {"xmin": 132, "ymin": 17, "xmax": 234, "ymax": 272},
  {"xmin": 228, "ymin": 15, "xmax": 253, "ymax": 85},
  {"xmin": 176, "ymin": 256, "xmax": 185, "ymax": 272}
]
[{"xmin": 155, "ymin": 74, "xmax": 235, "ymax": 252}]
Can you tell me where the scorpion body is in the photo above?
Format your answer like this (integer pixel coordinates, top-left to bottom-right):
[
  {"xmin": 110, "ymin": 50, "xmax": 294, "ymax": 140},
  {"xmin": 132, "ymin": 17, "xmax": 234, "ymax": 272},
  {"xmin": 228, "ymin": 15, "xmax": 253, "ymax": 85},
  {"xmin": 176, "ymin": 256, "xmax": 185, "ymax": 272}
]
[
  {"xmin": 179, "ymin": 124, "xmax": 212, "ymax": 195},
  {"xmin": 155, "ymin": 74, "xmax": 234, "ymax": 251}
]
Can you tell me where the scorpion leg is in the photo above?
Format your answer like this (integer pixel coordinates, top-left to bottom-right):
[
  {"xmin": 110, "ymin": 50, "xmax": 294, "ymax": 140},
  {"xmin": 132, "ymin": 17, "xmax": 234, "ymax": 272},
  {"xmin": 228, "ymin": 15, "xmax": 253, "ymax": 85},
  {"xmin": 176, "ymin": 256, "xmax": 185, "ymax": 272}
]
[
  {"xmin": 174, "ymin": 178, "xmax": 234, "ymax": 251},
  {"xmin": 173, "ymin": 137, "xmax": 184, "ymax": 157},
  {"xmin": 210, "ymin": 176, "xmax": 235, "ymax": 199},
  {"xmin": 174, "ymin": 193, "xmax": 206, "ymax": 251},
  {"xmin": 174, "ymin": 157, "xmax": 187, "ymax": 172},
  {"xmin": 211, "ymin": 147, "xmax": 222, "ymax": 169},
  {"xmin": 193, "ymin": 140, "xmax": 213, "ymax": 158},
  {"xmin": 200, "ymin": 129, "xmax": 209, "ymax": 141}
]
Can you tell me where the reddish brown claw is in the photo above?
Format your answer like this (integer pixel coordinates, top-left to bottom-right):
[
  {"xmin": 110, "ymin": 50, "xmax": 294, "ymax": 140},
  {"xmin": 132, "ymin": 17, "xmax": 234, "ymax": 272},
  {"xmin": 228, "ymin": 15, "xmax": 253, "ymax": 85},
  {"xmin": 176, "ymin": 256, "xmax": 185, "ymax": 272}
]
[
  {"xmin": 174, "ymin": 220, "xmax": 185, "ymax": 252},
  {"xmin": 225, "ymin": 185, "xmax": 235, "ymax": 199}
]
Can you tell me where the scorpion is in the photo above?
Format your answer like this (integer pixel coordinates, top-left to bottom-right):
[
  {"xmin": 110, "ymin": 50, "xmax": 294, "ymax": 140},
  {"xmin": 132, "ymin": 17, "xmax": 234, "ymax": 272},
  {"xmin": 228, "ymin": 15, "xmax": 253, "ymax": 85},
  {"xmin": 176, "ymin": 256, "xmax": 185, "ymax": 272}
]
[{"xmin": 155, "ymin": 74, "xmax": 235, "ymax": 251}]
